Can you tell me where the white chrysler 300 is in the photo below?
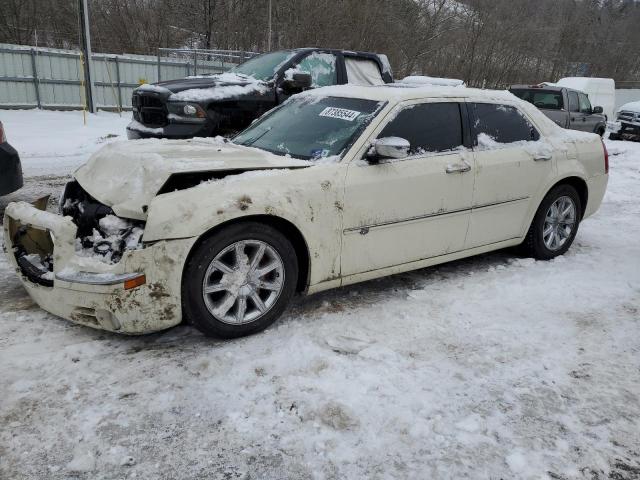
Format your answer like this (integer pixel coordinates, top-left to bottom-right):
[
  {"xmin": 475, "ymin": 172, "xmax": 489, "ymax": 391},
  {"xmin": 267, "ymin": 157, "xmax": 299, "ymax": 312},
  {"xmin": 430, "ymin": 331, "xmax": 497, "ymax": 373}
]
[{"xmin": 4, "ymin": 84, "xmax": 609, "ymax": 338}]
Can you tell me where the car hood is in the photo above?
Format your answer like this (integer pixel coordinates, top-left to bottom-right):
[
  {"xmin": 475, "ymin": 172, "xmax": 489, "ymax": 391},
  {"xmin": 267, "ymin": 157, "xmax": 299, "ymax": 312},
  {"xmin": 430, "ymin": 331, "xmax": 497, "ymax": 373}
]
[
  {"xmin": 74, "ymin": 138, "xmax": 311, "ymax": 220},
  {"xmin": 135, "ymin": 72, "xmax": 269, "ymax": 100},
  {"xmin": 619, "ymin": 101, "xmax": 640, "ymax": 114}
]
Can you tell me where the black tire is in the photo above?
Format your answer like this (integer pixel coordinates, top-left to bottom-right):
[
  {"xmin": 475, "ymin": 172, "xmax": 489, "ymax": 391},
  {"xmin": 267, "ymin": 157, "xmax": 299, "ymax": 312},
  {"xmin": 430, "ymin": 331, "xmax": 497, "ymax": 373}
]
[
  {"xmin": 596, "ymin": 126, "xmax": 605, "ymax": 137},
  {"xmin": 182, "ymin": 222, "xmax": 298, "ymax": 338},
  {"xmin": 608, "ymin": 132, "xmax": 621, "ymax": 141},
  {"xmin": 520, "ymin": 184, "xmax": 582, "ymax": 260}
]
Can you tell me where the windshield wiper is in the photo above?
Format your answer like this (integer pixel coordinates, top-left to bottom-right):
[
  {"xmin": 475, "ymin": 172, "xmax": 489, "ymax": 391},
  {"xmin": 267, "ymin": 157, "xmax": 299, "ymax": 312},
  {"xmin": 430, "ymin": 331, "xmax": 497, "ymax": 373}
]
[{"xmin": 237, "ymin": 126, "xmax": 272, "ymax": 147}]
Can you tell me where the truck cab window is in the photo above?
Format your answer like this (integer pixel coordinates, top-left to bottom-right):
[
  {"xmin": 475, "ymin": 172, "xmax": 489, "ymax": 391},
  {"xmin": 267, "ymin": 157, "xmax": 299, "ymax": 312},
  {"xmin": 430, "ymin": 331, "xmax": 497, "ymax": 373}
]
[{"xmin": 295, "ymin": 52, "xmax": 338, "ymax": 87}]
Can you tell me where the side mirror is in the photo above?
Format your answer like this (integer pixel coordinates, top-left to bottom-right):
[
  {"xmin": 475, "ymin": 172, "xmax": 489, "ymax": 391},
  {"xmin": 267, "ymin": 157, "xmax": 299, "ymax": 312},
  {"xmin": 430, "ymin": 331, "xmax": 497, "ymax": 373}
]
[
  {"xmin": 592, "ymin": 106, "xmax": 603, "ymax": 114},
  {"xmin": 281, "ymin": 71, "xmax": 312, "ymax": 93},
  {"xmin": 367, "ymin": 137, "xmax": 410, "ymax": 163}
]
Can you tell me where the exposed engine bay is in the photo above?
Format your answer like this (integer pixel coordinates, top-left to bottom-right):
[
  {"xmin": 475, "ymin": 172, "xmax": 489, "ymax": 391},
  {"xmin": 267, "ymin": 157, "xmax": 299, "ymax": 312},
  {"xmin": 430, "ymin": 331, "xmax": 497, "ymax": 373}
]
[{"xmin": 60, "ymin": 181, "xmax": 145, "ymax": 264}]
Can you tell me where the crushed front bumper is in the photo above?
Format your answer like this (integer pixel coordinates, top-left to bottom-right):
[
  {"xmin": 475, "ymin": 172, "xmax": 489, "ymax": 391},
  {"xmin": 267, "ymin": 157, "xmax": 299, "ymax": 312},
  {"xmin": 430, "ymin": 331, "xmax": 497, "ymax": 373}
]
[
  {"xmin": 3, "ymin": 201, "xmax": 197, "ymax": 334},
  {"xmin": 607, "ymin": 120, "xmax": 640, "ymax": 138}
]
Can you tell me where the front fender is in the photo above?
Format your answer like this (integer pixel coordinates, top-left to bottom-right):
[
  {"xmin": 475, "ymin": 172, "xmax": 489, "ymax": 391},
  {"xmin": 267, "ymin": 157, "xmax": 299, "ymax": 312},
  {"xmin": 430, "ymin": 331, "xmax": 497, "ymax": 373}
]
[{"xmin": 143, "ymin": 165, "xmax": 346, "ymax": 286}]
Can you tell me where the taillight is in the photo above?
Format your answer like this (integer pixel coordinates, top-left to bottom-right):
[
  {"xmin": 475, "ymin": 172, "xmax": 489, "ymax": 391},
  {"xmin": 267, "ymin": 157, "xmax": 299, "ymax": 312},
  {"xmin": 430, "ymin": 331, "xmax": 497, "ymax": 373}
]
[
  {"xmin": 0, "ymin": 122, "xmax": 5, "ymax": 143},
  {"xmin": 601, "ymin": 138, "xmax": 609, "ymax": 174}
]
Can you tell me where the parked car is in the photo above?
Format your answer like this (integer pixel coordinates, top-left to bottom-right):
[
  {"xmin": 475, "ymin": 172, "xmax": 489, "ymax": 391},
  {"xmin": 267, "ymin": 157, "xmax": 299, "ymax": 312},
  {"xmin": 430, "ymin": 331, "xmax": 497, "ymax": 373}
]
[
  {"xmin": 5, "ymin": 84, "xmax": 608, "ymax": 338},
  {"xmin": 607, "ymin": 101, "xmax": 640, "ymax": 141},
  {"xmin": 556, "ymin": 77, "xmax": 616, "ymax": 120},
  {"xmin": 510, "ymin": 84, "xmax": 607, "ymax": 135},
  {"xmin": 126, "ymin": 48, "xmax": 393, "ymax": 140},
  {"xmin": 0, "ymin": 120, "xmax": 23, "ymax": 196}
]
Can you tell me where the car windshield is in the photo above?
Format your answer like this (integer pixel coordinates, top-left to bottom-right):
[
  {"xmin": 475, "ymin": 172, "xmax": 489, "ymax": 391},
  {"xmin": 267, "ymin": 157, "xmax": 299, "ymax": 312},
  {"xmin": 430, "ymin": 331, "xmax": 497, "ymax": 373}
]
[
  {"xmin": 511, "ymin": 89, "xmax": 564, "ymax": 110},
  {"xmin": 230, "ymin": 51, "xmax": 295, "ymax": 81},
  {"xmin": 233, "ymin": 96, "xmax": 384, "ymax": 160}
]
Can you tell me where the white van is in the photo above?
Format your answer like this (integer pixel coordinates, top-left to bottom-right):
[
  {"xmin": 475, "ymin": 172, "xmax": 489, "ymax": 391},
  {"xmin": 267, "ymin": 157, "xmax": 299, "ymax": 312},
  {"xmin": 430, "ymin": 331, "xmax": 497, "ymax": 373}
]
[{"xmin": 556, "ymin": 77, "xmax": 616, "ymax": 120}]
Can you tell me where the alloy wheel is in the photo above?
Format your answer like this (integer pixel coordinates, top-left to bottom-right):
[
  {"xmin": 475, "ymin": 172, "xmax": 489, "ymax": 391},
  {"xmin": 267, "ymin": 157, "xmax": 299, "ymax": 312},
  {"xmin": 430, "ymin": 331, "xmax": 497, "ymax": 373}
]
[
  {"xmin": 202, "ymin": 240, "xmax": 285, "ymax": 325},
  {"xmin": 543, "ymin": 196, "xmax": 576, "ymax": 251}
]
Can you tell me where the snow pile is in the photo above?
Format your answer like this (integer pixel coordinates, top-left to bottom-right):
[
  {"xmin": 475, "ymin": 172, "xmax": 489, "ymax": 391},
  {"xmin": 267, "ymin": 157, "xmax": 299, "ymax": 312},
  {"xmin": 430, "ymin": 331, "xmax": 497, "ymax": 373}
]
[{"xmin": 0, "ymin": 109, "xmax": 131, "ymax": 176}]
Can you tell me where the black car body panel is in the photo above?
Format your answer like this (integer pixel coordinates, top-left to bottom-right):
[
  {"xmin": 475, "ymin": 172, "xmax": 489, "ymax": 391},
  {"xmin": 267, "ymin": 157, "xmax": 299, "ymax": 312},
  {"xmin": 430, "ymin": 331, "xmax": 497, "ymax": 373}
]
[
  {"xmin": 0, "ymin": 141, "xmax": 23, "ymax": 196},
  {"xmin": 127, "ymin": 48, "xmax": 393, "ymax": 140}
]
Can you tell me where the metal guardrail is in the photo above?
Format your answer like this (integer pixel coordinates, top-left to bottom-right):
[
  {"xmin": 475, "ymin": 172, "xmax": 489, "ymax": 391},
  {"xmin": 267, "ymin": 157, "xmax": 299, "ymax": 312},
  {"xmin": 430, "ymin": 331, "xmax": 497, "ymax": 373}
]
[
  {"xmin": 0, "ymin": 44, "xmax": 257, "ymax": 110},
  {"xmin": 156, "ymin": 48, "xmax": 259, "ymax": 82}
]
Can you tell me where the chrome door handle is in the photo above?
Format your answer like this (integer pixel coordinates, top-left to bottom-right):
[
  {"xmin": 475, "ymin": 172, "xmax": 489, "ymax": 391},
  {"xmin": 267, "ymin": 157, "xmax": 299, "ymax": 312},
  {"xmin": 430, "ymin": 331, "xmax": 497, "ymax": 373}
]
[
  {"xmin": 534, "ymin": 154, "xmax": 552, "ymax": 161},
  {"xmin": 445, "ymin": 161, "xmax": 471, "ymax": 174}
]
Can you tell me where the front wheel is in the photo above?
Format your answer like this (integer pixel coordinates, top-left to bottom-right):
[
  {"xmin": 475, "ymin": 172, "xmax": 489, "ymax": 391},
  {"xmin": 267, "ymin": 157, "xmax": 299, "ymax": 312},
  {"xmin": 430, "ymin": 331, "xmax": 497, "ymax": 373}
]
[
  {"xmin": 521, "ymin": 184, "xmax": 582, "ymax": 260},
  {"xmin": 182, "ymin": 222, "xmax": 298, "ymax": 338}
]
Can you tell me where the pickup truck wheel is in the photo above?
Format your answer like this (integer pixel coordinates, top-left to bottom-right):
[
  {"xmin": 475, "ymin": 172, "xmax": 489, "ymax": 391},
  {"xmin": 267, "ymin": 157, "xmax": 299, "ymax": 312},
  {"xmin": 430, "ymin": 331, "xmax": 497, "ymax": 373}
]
[
  {"xmin": 182, "ymin": 222, "xmax": 298, "ymax": 338},
  {"xmin": 596, "ymin": 126, "xmax": 605, "ymax": 137},
  {"xmin": 608, "ymin": 132, "xmax": 621, "ymax": 141},
  {"xmin": 521, "ymin": 184, "xmax": 582, "ymax": 260}
]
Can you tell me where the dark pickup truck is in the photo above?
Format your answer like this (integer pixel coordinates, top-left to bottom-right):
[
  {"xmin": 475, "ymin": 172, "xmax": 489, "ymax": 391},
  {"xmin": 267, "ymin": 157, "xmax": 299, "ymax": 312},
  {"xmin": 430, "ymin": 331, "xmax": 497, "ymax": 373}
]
[
  {"xmin": 510, "ymin": 84, "xmax": 606, "ymax": 136},
  {"xmin": 127, "ymin": 48, "xmax": 393, "ymax": 139}
]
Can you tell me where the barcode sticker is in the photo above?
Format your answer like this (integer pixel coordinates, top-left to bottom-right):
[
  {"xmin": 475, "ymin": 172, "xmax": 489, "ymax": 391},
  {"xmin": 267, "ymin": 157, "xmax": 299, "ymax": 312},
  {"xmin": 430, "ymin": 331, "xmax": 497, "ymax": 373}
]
[{"xmin": 319, "ymin": 107, "xmax": 361, "ymax": 122}]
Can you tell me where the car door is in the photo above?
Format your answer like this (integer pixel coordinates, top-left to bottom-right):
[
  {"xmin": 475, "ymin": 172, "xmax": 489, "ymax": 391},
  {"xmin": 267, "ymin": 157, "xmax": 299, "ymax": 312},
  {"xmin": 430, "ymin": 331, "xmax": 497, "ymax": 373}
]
[
  {"xmin": 568, "ymin": 90, "xmax": 589, "ymax": 131},
  {"xmin": 578, "ymin": 92, "xmax": 599, "ymax": 132},
  {"xmin": 341, "ymin": 100, "xmax": 475, "ymax": 277},
  {"xmin": 465, "ymin": 102, "xmax": 555, "ymax": 249}
]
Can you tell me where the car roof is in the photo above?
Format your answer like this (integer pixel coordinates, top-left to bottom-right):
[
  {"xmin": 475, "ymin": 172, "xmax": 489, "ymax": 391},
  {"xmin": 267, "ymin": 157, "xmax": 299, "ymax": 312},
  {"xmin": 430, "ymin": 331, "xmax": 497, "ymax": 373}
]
[
  {"xmin": 510, "ymin": 84, "xmax": 564, "ymax": 92},
  {"xmin": 510, "ymin": 83, "xmax": 589, "ymax": 95},
  {"xmin": 291, "ymin": 47, "xmax": 382, "ymax": 56},
  {"xmin": 300, "ymin": 83, "xmax": 518, "ymax": 104}
]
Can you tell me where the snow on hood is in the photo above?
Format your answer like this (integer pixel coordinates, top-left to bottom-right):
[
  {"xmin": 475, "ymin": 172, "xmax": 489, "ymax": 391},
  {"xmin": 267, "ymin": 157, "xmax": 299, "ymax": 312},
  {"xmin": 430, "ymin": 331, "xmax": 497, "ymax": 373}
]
[
  {"xmin": 169, "ymin": 73, "xmax": 269, "ymax": 102},
  {"xmin": 73, "ymin": 137, "xmax": 311, "ymax": 220},
  {"xmin": 135, "ymin": 73, "xmax": 270, "ymax": 103},
  {"xmin": 618, "ymin": 101, "xmax": 640, "ymax": 113}
]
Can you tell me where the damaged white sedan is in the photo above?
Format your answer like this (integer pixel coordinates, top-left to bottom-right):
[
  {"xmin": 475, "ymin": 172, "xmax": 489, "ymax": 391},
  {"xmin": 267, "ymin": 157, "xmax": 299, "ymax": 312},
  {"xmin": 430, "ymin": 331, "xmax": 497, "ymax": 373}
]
[{"xmin": 3, "ymin": 84, "xmax": 609, "ymax": 337}]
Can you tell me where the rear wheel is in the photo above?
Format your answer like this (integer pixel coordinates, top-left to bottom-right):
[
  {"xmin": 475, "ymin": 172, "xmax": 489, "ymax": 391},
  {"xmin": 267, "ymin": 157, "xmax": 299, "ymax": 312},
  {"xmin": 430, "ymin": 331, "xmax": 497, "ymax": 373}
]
[
  {"xmin": 521, "ymin": 184, "xmax": 582, "ymax": 260},
  {"xmin": 608, "ymin": 132, "xmax": 621, "ymax": 141},
  {"xmin": 596, "ymin": 126, "xmax": 605, "ymax": 137},
  {"xmin": 182, "ymin": 222, "xmax": 298, "ymax": 338}
]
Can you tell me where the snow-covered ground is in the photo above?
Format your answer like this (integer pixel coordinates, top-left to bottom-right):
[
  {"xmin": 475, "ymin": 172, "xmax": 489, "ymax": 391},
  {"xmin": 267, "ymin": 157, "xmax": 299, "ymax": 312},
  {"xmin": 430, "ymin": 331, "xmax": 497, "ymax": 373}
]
[
  {"xmin": 1, "ymin": 110, "xmax": 639, "ymax": 479},
  {"xmin": 2, "ymin": 109, "xmax": 131, "ymax": 177}
]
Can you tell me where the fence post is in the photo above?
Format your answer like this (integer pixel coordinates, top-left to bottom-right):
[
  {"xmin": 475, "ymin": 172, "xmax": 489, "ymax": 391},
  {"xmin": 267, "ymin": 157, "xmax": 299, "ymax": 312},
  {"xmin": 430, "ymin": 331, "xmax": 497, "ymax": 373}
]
[
  {"xmin": 30, "ymin": 48, "xmax": 42, "ymax": 109},
  {"xmin": 114, "ymin": 56, "xmax": 122, "ymax": 110},
  {"xmin": 194, "ymin": 50, "xmax": 198, "ymax": 76},
  {"xmin": 157, "ymin": 49, "xmax": 161, "ymax": 82}
]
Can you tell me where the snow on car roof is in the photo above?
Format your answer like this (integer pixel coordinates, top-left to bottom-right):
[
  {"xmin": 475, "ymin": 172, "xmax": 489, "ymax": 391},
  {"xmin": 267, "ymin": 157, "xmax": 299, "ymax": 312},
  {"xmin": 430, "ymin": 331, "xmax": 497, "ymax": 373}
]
[{"xmin": 300, "ymin": 83, "xmax": 518, "ymax": 103}]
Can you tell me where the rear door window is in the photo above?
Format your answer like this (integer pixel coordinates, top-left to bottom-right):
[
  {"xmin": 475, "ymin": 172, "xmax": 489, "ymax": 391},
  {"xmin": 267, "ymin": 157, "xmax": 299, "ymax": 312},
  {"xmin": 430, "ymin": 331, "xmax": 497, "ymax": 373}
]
[
  {"xmin": 568, "ymin": 92, "xmax": 580, "ymax": 113},
  {"xmin": 471, "ymin": 103, "xmax": 539, "ymax": 144},
  {"xmin": 345, "ymin": 57, "xmax": 384, "ymax": 85},
  {"xmin": 377, "ymin": 102, "xmax": 463, "ymax": 155}
]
